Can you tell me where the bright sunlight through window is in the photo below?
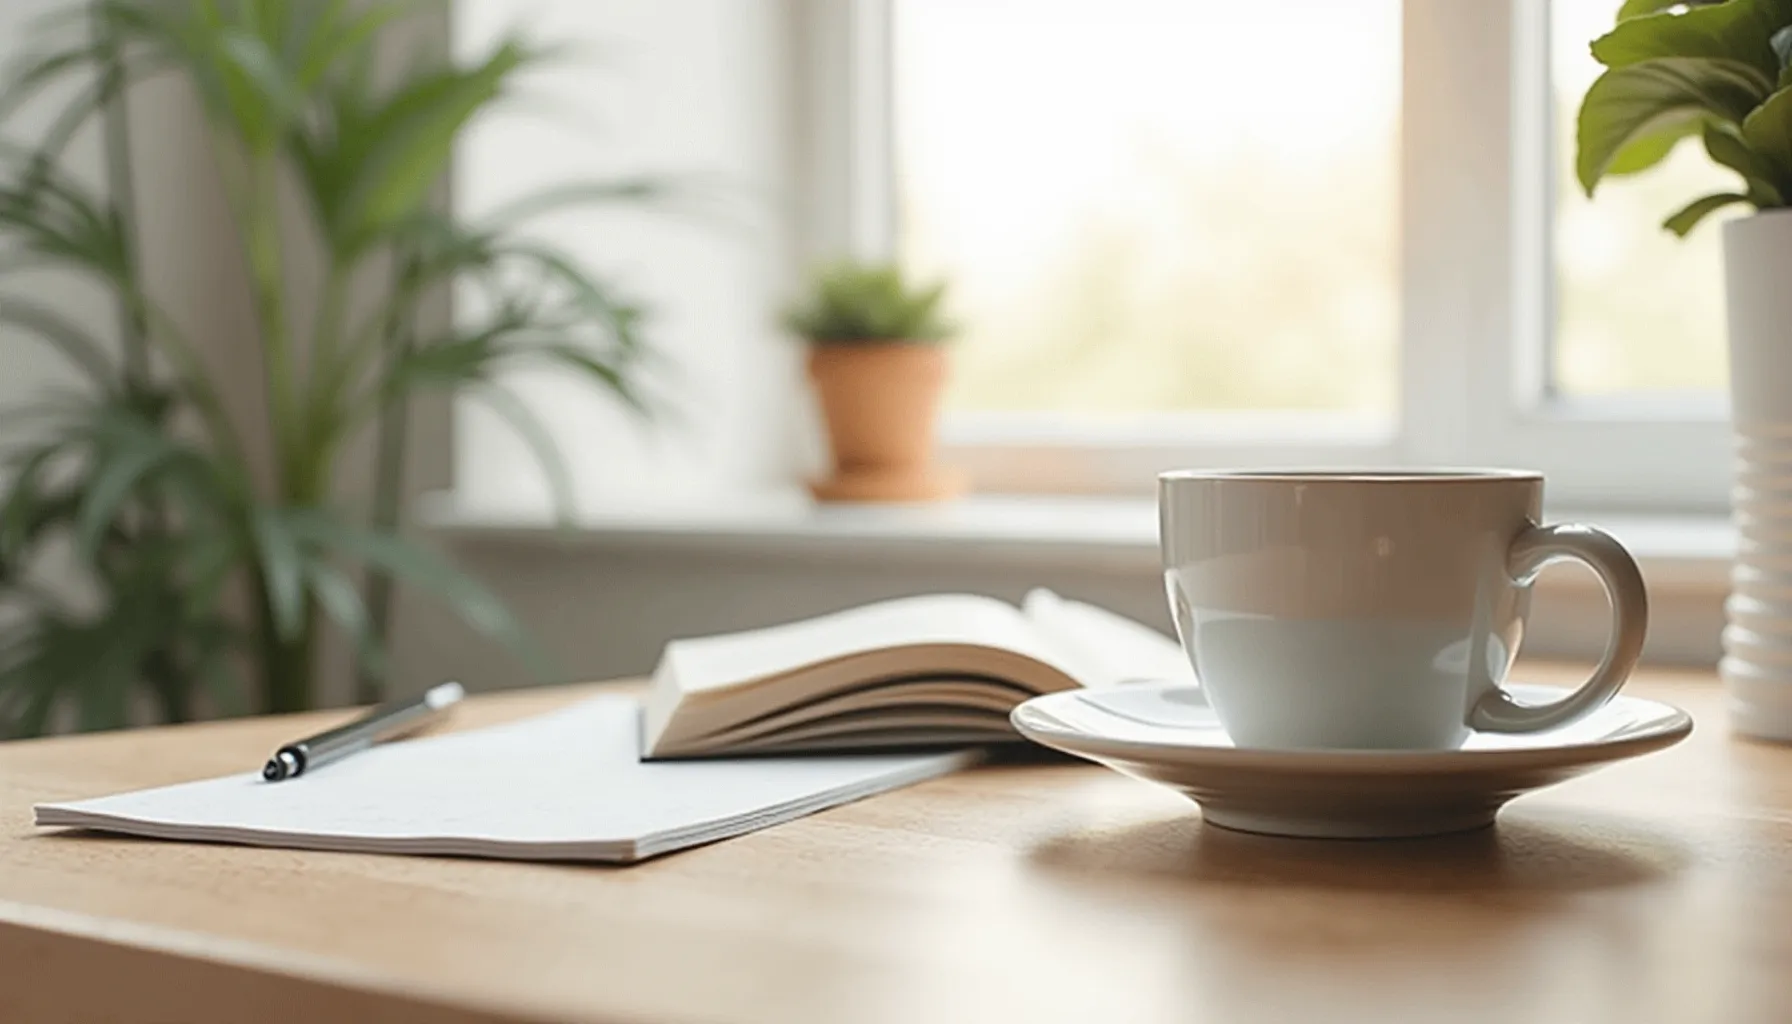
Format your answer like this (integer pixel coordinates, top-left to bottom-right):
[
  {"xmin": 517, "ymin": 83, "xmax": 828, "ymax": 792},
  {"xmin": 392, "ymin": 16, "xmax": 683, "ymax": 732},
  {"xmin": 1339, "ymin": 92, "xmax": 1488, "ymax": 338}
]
[
  {"xmin": 897, "ymin": 0, "xmax": 1734, "ymax": 418},
  {"xmin": 893, "ymin": 0, "xmax": 1402, "ymax": 416},
  {"xmin": 1551, "ymin": 0, "xmax": 1734, "ymax": 399}
]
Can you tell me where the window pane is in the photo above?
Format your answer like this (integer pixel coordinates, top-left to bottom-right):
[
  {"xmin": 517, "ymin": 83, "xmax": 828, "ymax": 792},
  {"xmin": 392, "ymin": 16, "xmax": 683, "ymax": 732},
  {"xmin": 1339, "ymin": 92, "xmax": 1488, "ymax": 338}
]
[
  {"xmin": 893, "ymin": 0, "xmax": 1400, "ymax": 415},
  {"xmin": 1551, "ymin": 0, "xmax": 1733, "ymax": 397}
]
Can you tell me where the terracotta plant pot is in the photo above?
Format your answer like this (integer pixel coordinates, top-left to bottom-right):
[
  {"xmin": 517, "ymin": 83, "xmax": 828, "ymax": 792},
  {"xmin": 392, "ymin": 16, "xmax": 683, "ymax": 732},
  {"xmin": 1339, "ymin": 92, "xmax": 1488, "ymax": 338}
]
[{"xmin": 807, "ymin": 342, "xmax": 964, "ymax": 502}]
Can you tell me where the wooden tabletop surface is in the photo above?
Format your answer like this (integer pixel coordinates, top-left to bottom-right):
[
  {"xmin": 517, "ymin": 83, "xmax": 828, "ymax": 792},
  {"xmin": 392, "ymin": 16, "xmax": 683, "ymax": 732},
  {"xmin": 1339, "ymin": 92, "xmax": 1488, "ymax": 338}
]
[{"xmin": 1, "ymin": 664, "xmax": 1787, "ymax": 1024}]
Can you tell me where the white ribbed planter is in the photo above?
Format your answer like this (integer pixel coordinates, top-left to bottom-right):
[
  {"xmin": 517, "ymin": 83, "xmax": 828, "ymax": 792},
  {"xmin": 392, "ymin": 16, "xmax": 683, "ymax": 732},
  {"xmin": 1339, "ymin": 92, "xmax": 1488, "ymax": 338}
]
[{"xmin": 1723, "ymin": 210, "xmax": 1792, "ymax": 741}]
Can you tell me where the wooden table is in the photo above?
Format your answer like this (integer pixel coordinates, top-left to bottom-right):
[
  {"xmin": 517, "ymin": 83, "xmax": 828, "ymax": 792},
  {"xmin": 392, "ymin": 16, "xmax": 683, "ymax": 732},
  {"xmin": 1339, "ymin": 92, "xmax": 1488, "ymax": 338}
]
[{"xmin": 1, "ymin": 665, "xmax": 1787, "ymax": 1024}]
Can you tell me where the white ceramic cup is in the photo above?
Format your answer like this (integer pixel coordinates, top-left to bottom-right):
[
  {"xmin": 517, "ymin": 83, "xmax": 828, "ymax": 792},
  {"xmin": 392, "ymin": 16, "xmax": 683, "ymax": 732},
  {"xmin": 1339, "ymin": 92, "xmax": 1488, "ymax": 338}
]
[{"xmin": 1159, "ymin": 469, "xmax": 1648, "ymax": 750}]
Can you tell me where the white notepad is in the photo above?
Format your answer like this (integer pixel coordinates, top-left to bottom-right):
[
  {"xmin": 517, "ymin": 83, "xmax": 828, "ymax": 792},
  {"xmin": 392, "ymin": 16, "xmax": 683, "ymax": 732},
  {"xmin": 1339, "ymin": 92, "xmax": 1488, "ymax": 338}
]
[{"xmin": 34, "ymin": 696, "xmax": 979, "ymax": 863}]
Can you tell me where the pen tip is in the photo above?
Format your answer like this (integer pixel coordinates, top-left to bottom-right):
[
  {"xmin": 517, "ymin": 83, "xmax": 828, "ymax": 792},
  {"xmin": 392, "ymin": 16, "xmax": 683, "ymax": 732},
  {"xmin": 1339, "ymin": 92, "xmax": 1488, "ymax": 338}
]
[{"xmin": 262, "ymin": 750, "xmax": 299, "ymax": 781}]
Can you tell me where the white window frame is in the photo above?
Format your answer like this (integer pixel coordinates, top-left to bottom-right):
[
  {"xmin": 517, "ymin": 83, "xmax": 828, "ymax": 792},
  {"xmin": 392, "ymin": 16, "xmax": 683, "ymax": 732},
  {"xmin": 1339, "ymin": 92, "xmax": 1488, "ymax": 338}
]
[{"xmin": 797, "ymin": 0, "xmax": 1732, "ymax": 513}]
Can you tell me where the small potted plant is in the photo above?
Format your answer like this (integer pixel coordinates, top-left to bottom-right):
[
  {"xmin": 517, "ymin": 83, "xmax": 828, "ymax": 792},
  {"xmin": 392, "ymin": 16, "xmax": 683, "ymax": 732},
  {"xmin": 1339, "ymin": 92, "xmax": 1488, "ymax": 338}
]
[
  {"xmin": 784, "ymin": 261, "xmax": 965, "ymax": 501},
  {"xmin": 1576, "ymin": 0, "xmax": 1792, "ymax": 740}
]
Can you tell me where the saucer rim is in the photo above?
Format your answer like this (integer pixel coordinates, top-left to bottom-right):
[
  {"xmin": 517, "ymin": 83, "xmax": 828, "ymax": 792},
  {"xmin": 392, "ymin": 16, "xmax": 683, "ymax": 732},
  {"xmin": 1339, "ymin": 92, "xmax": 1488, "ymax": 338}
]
[{"xmin": 1010, "ymin": 681, "xmax": 1694, "ymax": 775}]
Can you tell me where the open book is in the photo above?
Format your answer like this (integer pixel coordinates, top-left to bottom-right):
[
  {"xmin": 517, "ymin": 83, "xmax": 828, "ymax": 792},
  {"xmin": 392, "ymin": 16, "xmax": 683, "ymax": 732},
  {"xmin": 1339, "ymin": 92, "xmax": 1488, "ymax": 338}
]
[{"xmin": 642, "ymin": 589, "xmax": 1191, "ymax": 758}]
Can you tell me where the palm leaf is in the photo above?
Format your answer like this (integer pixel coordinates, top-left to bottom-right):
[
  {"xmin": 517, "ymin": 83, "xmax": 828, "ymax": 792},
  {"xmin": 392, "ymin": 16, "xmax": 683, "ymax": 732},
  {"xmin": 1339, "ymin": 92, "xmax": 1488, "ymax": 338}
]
[
  {"xmin": 281, "ymin": 508, "xmax": 547, "ymax": 675},
  {"xmin": 0, "ymin": 628, "xmax": 63, "ymax": 738},
  {"xmin": 525, "ymin": 339, "xmax": 648, "ymax": 415},
  {"xmin": 74, "ymin": 440, "xmax": 175, "ymax": 554},
  {"xmin": 214, "ymin": 27, "xmax": 305, "ymax": 149},
  {"xmin": 0, "ymin": 0, "xmax": 660, "ymax": 728},
  {"xmin": 296, "ymin": 37, "xmax": 536, "ymax": 259},
  {"xmin": 479, "ymin": 177, "xmax": 671, "ymax": 225},
  {"xmin": 73, "ymin": 603, "xmax": 155, "ymax": 731},
  {"xmin": 66, "ymin": 404, "xmax": 229, "ymax": 556},
  {"xmin": 251, "ymin": 508, "xmax": 307, "ymax": 640},
  {"xmin": 297, "ymin": 0, "xmax": 439, "ymax": 89},
  {"xmin": 0, "ymin": 294, "xmax": 117, "ymax": 385},
  {"xmin": 301, "ymin": 557, "xmax": 387, "ymax": 678}
]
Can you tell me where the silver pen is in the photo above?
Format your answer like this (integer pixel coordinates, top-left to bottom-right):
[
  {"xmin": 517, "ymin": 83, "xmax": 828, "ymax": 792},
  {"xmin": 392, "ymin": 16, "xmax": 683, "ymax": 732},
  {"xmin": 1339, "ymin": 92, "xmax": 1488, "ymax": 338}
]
[{"xmin": 261, "ymin": 681, "xmax": 465, "ymax": 781}]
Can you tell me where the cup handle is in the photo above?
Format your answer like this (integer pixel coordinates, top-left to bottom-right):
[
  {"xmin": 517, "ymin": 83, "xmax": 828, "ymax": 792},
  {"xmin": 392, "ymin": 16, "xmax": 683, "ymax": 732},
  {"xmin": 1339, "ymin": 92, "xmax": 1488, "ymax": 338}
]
[{"xmin": 1469, "ymin": 523, "xmax": 1649, "ymax": 733}]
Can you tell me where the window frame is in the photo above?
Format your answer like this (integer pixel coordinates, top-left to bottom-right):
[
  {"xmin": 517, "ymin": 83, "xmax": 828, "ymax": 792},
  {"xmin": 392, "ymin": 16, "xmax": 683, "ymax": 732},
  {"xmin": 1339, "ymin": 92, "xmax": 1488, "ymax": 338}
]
[{"xmin": 800, "ymin": 0, "xmax": 1732, "ymax": 513}]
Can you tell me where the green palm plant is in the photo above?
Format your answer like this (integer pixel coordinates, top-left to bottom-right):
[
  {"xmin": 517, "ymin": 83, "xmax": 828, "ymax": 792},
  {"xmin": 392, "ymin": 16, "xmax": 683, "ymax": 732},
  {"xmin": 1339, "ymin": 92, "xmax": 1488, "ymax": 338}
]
[
  {"xmin": 1577, "ymin": 0, "xmax": 1792, "ymax": 235},
  {"xmin": 0, "ymin": 0, "xmax": 660, "ymax": 735}
]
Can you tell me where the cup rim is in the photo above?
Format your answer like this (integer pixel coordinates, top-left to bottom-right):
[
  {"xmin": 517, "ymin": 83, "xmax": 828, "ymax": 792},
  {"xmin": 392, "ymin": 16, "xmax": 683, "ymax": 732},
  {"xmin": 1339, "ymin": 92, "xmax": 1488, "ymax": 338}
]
[{"xmin": 1157, "ymin": 467, "xmax": 1543, "ymax": 484}]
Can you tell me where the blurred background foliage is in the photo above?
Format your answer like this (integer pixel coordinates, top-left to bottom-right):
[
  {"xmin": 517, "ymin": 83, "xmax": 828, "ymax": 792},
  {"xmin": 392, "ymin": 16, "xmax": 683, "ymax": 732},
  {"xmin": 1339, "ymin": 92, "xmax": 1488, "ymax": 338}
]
[{"xmin": 0, "ymin": 0, "xmax": 661, "ymax": 735}]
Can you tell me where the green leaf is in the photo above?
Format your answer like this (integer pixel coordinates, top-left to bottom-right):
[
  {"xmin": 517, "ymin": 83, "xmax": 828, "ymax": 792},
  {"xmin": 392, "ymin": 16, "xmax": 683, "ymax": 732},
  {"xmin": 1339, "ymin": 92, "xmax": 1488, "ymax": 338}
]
[
  {"xmin": 180, "ymin": 531, "xmax": 243, "ymax": 613},
  {"xmin": 1576, "ymin": 57, "xmax": 1774, "ymax": 195},
  {"xmin": 302, "ymin": 558, "xmax": 387, "ymax": 679},
  {"xmin": 500, "ymin": 242, "xmax": 648, "ymax": 349},
  {"xmin": 0, "ymin": 40, "xmax": 132, "ymax": 121},
  {"xmin": 1663, "ymin": 190, "xmax": 1751, "ymax": 234},
  {"xmin": 0, "ymin": 471, "xmax": 57, "ymax": 562},
  {"xmin": 297, "ymin": 0, "xmax": 438, "ymax": 88},
  {"xmin": 1605, "ymin": 118, "xmax": 1701, "ymax": 174},
  {"xmin": 479, "ymin": 178, "xmax": 669, "ymax": 225},
  {"xmin": 7, "ymin": 666, "xmax": 58, "ymax": 737},
  {"xmin": 785, "ymin": 260, "xmax": 955, "ymax": 343},
  {"xmin": 66, "ymin": 404, "xmax": 230, "ymax": 556},
  {"xmin": 198, "ymin": 648, "xmax": 248, "ymax": 717},
  {"xmin": 252, "ymin": 509, "xmax": 307, "ymax": 640},
  {"xmin": 215, "ymin": 29, "xmax": 305, "ymax": 146},
  {"xmin": 1704, "ymin": 120, "xmax": 1773, "ymax": 177},
  {"xmin": 1702, "ymin": 122, "xmax": 1787, "ymax": 202},
  {"xmin": 281, "ymin": 509, "xmax": 546, "ymax": 674},
  {"xmin": 1593, "ymin": 1, "xmax": 1792, "ymax": 77},
  {"xmin": 0, "ymin": 146, "xmax": 134, "ymax": 285},
  {"xmin": 1743, "ymin": 83, "xmax": 1792, "ymax": 187},
  {"xmin": 0, "ymin": 631, "xmax": 61, "ymax": 738},
  {"xmin": 530, "ymin": 340, "xmax": 648, "ymax": 415},
  {"xmin": 16, "ymin": 57, "xmax": 155, "ymax": 191},
  {"xmin": 74, "ymin": 442, "xmax": 171, "ymax": 555},
  {"xmin": 386, "ymin": 328, "xmax": 500, "ymax": 389},
  {"xmin": 74, "ymin": 610, "xmax": 150, "ymax": 732},
  {"xmin": 302, "ymin": 38, "xmax": 535, "ymax": 258},
  {"xmin": 0, "ymin": 294, "xmax": 118, "ymax": 384},
  {"xmin": 1, "ymin": 594, "xmax": 161, "ymax": 735}
]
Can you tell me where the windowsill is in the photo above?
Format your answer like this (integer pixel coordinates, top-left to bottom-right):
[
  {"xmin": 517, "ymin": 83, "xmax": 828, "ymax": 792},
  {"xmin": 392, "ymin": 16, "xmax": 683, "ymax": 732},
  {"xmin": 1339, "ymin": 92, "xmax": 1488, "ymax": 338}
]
[{"xmin": 421, "ymin": 492, "xmax": 1734, "ymax": 594}]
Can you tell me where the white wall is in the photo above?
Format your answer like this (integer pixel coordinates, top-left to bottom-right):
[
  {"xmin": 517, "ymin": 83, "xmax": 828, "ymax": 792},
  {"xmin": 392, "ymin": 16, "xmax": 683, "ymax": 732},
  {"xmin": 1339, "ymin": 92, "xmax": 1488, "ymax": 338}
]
[
  {"xmin": 0, "ymin": 1, "xmax": 118, "ymax": 422},
  {"xmin": 452, "ymin": 0, "xmax": 817, "ymax": 516},
  {"xmin": 392, "ymin": 523, "xmax": 1720, "ymax": 698}
]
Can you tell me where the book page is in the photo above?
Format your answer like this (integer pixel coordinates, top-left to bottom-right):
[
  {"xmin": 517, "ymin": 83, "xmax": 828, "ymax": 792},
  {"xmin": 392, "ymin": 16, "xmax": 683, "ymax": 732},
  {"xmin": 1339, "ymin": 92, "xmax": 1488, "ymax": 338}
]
[
  {"xmin": 1020, "ymin": 590, "xmax": 1195, "ymax": 688},
  {"xmin": 661, "ymin": 594, "xmax": 1052, "ymax": 695}
]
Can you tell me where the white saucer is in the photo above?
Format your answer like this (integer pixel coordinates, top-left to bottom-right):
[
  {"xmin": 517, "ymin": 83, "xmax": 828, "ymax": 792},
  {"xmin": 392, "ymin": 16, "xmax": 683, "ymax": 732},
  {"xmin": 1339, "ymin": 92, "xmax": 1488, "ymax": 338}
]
[{"xmin": 1011, "ymin": 682, "xmax": 1693, "ymax": 839}]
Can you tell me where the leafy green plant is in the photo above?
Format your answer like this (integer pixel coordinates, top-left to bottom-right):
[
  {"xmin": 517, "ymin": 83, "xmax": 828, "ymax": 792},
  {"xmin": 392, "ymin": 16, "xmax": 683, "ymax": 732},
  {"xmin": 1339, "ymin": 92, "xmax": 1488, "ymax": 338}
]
[
  {"xmin": 782, "ymin": 261, "xmax": 954, "ymax": 345},
  {"xmin": 1577, "ymin": 0, "xmax": 1792, "ymax": 236},
  {"xmin": 0, "ymin": 0, "xmax": 660, "ymax": 735}
]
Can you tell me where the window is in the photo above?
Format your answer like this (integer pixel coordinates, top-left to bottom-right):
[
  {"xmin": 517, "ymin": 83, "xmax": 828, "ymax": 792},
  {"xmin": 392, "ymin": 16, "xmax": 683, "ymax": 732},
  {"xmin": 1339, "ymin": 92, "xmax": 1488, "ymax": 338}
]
[
  {"xmin": 1549, "ymin": 0, "xmax": 1733, "ymax": 397},
  {"xmin": 810, "ymin": 0, "xmax": 1731, "ymax": 510},
  {"xmin": 896, "ymin": 0, "xmax": 1400, "ymax": 418}
]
